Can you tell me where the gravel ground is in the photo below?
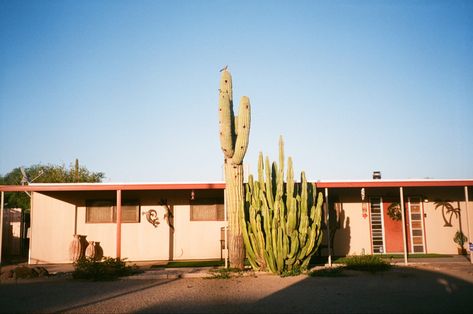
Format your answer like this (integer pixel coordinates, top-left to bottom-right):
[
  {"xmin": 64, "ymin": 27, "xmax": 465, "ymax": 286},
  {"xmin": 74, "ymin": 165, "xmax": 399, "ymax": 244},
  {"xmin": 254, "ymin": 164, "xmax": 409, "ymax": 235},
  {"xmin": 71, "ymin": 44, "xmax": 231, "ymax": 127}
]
[{"xmin": 0, "ymin": 263, "xmax": 472, "ymax": 313}]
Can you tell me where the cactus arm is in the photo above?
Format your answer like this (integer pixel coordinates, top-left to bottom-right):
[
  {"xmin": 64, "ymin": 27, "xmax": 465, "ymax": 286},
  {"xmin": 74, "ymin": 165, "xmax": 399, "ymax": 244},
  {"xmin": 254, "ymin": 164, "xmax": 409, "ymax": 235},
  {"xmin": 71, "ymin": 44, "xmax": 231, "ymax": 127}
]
[
  {"xmin": 264, "ymin": 157, "xmax": 274, "ymax": 209},
  {"xmin": 232, "ymin": 96, "xmax": 251, "ymax": 164},
  {"xmin": 257, "ymin": 153, "xmax": 264, "ymax": 185},
  {"xmin": 278, "ymin": 136, "xmax": 285, "ymax": 179},
  {"xmin": 219, "ymin": 69, "xmax": 233, "ymax": 101},
  {"xmin": 240, "ymin": 201, "xmax": 257, "ymax": 262},
  {"xmin": 287, "ymin": 231, "xmax": 300, "ymax": 259},
  {"xmin": 234, "ymin": 115, "xmax": 239, "ymax": 136},
  {"xmin": 242, "ymin": 222, "xmax": 257, "ymax": 265},
  {"xmin": 276, "ymin": 227, "xmax": 284, "ymax": 273},
  {"xmin": 218, "ymin": 70, "xmax": 235, "ymax": 159}
]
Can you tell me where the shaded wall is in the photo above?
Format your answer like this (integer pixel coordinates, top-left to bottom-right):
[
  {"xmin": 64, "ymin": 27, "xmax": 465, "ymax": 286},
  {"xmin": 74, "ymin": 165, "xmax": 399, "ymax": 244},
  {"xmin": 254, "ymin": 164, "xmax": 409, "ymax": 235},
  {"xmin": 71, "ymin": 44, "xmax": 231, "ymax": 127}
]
[
  {"xmin": 30, "ymin": 189, "xmax": 226, "ymax": 264},
  {"xmin": 328, "ymin": 186, "xmax": 473, "ymax": 256},
  {"xmin": 30, "ymin": 193, "xmax": 76, "ymax": 264}
]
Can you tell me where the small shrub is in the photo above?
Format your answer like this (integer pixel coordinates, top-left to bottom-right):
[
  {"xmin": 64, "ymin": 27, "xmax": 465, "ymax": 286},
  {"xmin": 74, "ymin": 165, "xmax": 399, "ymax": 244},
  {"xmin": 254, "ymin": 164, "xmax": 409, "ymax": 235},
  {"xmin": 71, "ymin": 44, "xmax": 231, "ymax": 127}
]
[
  {"xmin": 454, "ymin": 231, "xmax": 467, "ymax": 248},
  {"xmin": 72, "ymin": 257, "xmax": 142, "ymax": 281},
  {"xmin": 13, "ymin": 266, "xmax": 37, "ymax": 279},
  {"xmin": 280, "ymin": 267, "xmax": 303, "ymax": 277},
  {"xmin": 338, "ymin": 255, "xmax": 391, "ymax": 272},
  {"xmin": 309, "ymin": 267, "xmax": 346, "ymax": 277}
]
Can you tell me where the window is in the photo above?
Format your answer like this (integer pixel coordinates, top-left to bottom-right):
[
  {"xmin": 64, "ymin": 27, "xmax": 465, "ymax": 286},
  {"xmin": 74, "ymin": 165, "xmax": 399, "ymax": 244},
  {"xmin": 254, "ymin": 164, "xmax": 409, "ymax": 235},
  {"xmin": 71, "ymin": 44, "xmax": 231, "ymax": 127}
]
[
  {"xmin": 86, "ymin": 200, "xmax": 114, "ymax": 223},
  {"xmin": 190, "ymin": 198, "xmax": 224, "ymax": 221},
  {"xmin": 86, "ymin": 200, "xmax": 140, "ymax": 223},
  {"xmin": 121, "ymin": 203, "xmax": 140, "ymax": 223}
]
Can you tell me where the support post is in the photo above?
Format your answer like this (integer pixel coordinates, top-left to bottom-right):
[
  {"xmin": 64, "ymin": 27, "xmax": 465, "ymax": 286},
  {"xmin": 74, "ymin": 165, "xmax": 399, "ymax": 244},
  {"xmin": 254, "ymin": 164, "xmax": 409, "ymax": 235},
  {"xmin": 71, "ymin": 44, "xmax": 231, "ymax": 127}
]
[
  {"xmin": 0, "ymin": 191, "xmax": 4, "ymax": 264},
  {"xmin": 224, "ymin": 187, "xmax": 228, "ymax": 269},
  {"xmin": 464, "ymin": 186, "xmax": 472, "ymax": 264},
  {"xmin": 73, "ymin": 206, "xmax": 78, "ymax": 236},
  {"xmin": 325, "ymin": 188, "xmax": 332, "ymax": 266},
  {"xmin": 116, "ymin": 189, "xmax": 122, "ymax": 259},
  {"xmin": 400, "ymin": 187, "xmax": 408, "ymax": 265},
  {"xmin": 28, "ymin": 192, "xmax": 32, "ymax": 264}
]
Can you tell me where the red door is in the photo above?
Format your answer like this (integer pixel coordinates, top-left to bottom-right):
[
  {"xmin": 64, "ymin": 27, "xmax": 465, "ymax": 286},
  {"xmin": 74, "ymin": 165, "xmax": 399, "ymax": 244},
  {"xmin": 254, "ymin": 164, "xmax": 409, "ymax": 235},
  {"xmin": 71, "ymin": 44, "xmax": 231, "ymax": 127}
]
[{"xmin": 382, "ymin": 199, "xmax": 404, "ymax": 253}]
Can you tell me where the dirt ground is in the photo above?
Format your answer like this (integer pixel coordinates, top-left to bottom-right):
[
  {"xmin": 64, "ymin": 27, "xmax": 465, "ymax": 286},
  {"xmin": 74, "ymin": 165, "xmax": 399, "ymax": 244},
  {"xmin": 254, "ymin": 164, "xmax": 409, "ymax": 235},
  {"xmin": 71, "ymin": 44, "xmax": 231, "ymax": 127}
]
[{"xmin": 0, "ymin": 262, "xmax": 472, "ymax": 313}]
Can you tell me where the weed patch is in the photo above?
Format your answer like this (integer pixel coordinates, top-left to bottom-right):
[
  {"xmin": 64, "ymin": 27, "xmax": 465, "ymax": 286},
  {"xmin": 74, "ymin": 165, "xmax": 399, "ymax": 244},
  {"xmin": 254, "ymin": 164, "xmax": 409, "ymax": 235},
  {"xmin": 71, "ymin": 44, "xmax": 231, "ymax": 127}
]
[
  {"xmin": 206, "ymin": 268, "xmax": 245, "ymax": 279},
  {"xmin": 337, "ymin": 255, "xmax": 391, "ymax": 272}
]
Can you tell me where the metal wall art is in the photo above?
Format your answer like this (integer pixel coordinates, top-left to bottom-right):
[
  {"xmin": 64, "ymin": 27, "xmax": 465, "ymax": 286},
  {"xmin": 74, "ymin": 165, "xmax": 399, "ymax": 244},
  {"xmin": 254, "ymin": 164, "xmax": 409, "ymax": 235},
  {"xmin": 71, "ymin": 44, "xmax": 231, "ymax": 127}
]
[{"xmin": 144, "ymin": 209, "xmax": 160, "ymax": 228}]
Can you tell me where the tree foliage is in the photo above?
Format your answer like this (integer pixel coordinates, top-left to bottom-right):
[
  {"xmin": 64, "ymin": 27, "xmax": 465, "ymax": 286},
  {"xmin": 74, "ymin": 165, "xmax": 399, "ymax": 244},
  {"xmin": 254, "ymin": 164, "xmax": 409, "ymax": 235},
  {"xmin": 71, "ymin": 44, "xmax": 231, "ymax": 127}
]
[{"xmin": 0, "ymin": 161, "xmax": 105, "ymax": 209}]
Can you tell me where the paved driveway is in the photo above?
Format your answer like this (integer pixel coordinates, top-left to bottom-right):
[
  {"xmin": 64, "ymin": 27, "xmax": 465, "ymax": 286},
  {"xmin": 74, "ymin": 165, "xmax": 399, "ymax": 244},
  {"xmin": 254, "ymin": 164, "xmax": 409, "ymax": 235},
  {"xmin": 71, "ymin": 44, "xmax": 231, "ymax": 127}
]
[{"xmin": 1, "ymin": 263, "xmax": 472, "ymax": 313}]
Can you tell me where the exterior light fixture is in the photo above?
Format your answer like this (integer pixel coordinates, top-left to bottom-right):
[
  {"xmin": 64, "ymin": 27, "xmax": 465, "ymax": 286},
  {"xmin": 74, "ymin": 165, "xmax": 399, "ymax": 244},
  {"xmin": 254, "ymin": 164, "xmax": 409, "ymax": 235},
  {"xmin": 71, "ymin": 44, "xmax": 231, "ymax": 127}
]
[
  {"xmin": 190, "ymin": 190, "xmax": 195, "ymax": 201},
  {"xmin": 361, "ymin": 188, "xmax": 365, "ymax": 201}
]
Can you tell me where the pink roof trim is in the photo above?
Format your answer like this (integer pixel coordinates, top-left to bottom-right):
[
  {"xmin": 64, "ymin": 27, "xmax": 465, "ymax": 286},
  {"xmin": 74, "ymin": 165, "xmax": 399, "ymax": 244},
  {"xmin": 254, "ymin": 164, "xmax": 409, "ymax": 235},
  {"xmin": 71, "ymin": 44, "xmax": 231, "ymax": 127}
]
[
  {"xmin": 0, "ymin": 182, "xmax": 226, "ymax": 192},
  {"xmin": 1, "ymin": 179, "xmax": 472, "ymax": 192},
  {"xmin": 314, "ymin": 179, "xmax": 473, "ymax": 188}
]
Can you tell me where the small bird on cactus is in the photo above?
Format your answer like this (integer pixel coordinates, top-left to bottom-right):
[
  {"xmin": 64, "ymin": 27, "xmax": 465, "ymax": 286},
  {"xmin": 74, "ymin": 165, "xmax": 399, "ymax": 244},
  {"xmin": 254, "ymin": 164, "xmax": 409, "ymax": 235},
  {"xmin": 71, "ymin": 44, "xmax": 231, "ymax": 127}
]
[{"xmin": 219, "ymin": 65, "xmax": 228, "ymax": 72}]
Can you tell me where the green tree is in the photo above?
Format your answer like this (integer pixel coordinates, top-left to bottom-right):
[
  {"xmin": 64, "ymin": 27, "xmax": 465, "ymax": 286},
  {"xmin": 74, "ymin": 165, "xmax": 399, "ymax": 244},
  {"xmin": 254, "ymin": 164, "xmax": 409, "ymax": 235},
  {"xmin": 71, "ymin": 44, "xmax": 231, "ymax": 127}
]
[{"xmin": 0, "ymin": 160, "xmax": 105, "ymax": 209}]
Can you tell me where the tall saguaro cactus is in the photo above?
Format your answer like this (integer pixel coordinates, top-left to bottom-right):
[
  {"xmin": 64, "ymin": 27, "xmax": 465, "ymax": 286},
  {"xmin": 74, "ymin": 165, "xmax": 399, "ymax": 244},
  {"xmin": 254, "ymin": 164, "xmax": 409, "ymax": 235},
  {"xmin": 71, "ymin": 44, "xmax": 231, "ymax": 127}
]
[{"xmin": 218, "ymin": 68, "xmax": 251, "ymax": 269}]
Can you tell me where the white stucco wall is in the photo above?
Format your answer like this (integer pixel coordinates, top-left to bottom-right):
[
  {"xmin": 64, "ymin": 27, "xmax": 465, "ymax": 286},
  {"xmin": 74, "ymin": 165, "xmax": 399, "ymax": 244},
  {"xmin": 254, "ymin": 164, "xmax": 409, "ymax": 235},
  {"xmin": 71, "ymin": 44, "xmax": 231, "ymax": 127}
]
[
  {"xmin": 423, "ymin": 200, "xmax": 473, "ymax": 254},
  {"xmin": 173, "ymin": 205, "xmax": 226, "ymax": 260},
  {"xmin": 30, "ymin": 193, "xmax": 76, "ymax": 264},
  {"xmin": 30, "ymin": 192, "xmax": 227, "ymax": 264},
  {"xmin": 75, "ymin": 205, "xmax": 171, "ymax": 261},
  {"xmin": 332, "ymin": 202, "xmax": 372, "ymax": 256}
]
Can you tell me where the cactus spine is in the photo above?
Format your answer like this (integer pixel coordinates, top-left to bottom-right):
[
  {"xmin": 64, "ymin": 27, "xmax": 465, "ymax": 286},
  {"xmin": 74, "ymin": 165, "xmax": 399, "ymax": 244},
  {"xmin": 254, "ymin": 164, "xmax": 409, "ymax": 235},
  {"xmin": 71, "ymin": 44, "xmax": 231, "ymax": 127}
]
[
  {"xmin": 218, "ymin": 68, "xmax": 251, "ymax": 269},
  {"xmin": 241, "ymin": 137, "xmax": 324, "ymax": 274}
]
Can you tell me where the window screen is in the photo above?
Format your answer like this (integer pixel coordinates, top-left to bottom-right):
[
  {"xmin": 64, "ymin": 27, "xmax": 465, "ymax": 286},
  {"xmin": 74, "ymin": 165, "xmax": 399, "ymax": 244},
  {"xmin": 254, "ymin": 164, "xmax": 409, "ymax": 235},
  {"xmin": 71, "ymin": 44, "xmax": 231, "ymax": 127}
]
[
  {"xmin": 86, "ymin": 200, "xmax": 140, "ymax": 223},
  {"xmin": 190, "ymin": 198, "xmax": 224, "ymax": 221}
]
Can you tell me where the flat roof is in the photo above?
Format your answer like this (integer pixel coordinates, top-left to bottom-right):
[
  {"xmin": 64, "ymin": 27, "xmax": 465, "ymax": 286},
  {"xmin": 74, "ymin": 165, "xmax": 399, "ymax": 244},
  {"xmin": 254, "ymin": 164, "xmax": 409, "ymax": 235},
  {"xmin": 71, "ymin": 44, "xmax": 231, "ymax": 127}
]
[
  {"xmin": 314, "ymin": 179, "xmax": 473, "ymax": 188},
  {"xmin": 1, "ymin": 179, "xmax": 472, "ymax": 192},
  {"xmin": 0, "ymin": 182, "xmax": 226, "ymax": 192}
]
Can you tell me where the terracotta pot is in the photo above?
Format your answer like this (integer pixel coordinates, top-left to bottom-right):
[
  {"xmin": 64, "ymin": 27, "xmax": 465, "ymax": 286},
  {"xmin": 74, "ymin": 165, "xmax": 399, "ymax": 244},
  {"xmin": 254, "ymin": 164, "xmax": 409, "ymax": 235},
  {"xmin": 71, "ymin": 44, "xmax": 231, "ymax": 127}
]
[
  {"xmin": 69, "ymin": 234, "xmax": 86, "ymax": 262},
  {"xmin": 94, "ymin": 242, "xmax": 104, "ymax": 261},
  {"xmin": 457, "ymin": 247, "xmax": 467, "ymax": 255},
  {"xmin": 85, "ymin": 241, "xmax": 97, "ymax": 260}
]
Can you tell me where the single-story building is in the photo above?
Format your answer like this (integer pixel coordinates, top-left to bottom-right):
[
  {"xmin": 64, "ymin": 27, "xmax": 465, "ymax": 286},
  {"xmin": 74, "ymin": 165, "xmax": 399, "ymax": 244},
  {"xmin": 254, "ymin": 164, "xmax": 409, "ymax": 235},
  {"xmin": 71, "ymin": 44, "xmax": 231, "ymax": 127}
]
[{"xmin": 1, "ymin": 179, "xmax": 472, "ymax": 265}]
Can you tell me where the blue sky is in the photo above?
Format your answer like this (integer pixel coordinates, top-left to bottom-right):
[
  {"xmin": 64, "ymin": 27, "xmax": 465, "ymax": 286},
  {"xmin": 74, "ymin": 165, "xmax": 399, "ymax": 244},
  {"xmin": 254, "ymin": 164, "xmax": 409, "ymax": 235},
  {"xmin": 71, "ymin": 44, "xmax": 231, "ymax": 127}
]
[{"xmin": 1, "ymin": 0, "xmax": 472, "ymax": 182}]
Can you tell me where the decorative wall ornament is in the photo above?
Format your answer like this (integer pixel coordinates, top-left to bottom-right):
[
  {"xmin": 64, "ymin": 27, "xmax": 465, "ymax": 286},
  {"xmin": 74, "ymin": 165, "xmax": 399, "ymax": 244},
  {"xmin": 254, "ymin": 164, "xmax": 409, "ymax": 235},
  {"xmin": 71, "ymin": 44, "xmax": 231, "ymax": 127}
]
[
  {"xmin": 160, "ymin": 199, "xmax": 174, "ymax": 230},
  {"xmin": 387, "ymin": 202, "xmax": 402, "ymax": 221},
  {"xmin": 144, "ymin": 209, "xmax": 160, "ymax": 228},
  {"xmin": 361, "ymin": 202, "xmax": 368, "ymax": 219},
  {"xmin": 434, "ymin": 201, "xmax": 460, "ymax": 227}
]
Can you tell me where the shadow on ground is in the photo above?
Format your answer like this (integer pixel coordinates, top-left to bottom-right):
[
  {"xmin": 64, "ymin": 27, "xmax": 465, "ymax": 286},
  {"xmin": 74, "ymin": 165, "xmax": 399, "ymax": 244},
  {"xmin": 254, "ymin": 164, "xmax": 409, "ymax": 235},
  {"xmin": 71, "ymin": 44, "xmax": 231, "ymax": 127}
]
[{"xmin": 1, "ymin": 265, "xmax": 472, "ymax": 313}]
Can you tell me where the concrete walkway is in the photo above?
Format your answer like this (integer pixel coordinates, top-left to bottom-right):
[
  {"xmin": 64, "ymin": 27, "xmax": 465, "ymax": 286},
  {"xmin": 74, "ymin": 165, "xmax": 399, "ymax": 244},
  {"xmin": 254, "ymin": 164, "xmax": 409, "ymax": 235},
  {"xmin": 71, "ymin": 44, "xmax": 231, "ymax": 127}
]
[{"xmin": 1, "ymin": 255, "xmax": 472, "ymax": 281}]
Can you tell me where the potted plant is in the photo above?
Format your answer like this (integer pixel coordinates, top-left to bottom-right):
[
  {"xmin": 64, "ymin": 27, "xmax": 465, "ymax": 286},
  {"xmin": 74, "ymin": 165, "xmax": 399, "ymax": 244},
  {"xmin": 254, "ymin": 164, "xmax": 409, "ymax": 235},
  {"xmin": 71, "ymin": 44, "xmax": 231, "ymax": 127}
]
[{"xmin": 453, "ymin": 231, "xmax": 468, "ymax": 255}]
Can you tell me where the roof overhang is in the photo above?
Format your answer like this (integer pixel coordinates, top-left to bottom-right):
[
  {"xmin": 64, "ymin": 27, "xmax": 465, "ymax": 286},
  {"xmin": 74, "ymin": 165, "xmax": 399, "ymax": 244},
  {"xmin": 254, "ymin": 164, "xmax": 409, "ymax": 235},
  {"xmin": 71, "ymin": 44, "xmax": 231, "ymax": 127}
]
[
  {"xmin": 0, "ymin": 182, "xmax": 226, "ymax": 192},
  {"xmin": 314, "ymin": 179, "xmax": 473, "ymax": 188},
  {"xmin": 1, "ymin": 179, "xmax": 472, "ymax": 193}
]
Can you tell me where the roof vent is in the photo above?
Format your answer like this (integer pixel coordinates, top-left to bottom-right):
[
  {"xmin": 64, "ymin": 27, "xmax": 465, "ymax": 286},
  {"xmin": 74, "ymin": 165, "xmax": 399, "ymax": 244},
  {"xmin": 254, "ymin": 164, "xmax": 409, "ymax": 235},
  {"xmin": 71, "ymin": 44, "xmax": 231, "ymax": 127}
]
[{"xmin": 372, "ymin": 171, "xmax": 381, "ymax": 180}]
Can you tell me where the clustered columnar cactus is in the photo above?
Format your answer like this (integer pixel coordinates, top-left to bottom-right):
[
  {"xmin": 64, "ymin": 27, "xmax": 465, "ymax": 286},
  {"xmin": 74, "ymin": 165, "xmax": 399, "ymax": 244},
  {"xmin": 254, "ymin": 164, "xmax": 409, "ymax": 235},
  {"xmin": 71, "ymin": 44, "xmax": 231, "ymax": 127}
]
[
  {"xmin": 219, "ymin": 68, "xmax": 251, "ymax": 269},
  {"xmin": 241, "ymin": 137, "xmax": 324, "ymax": 274}
]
